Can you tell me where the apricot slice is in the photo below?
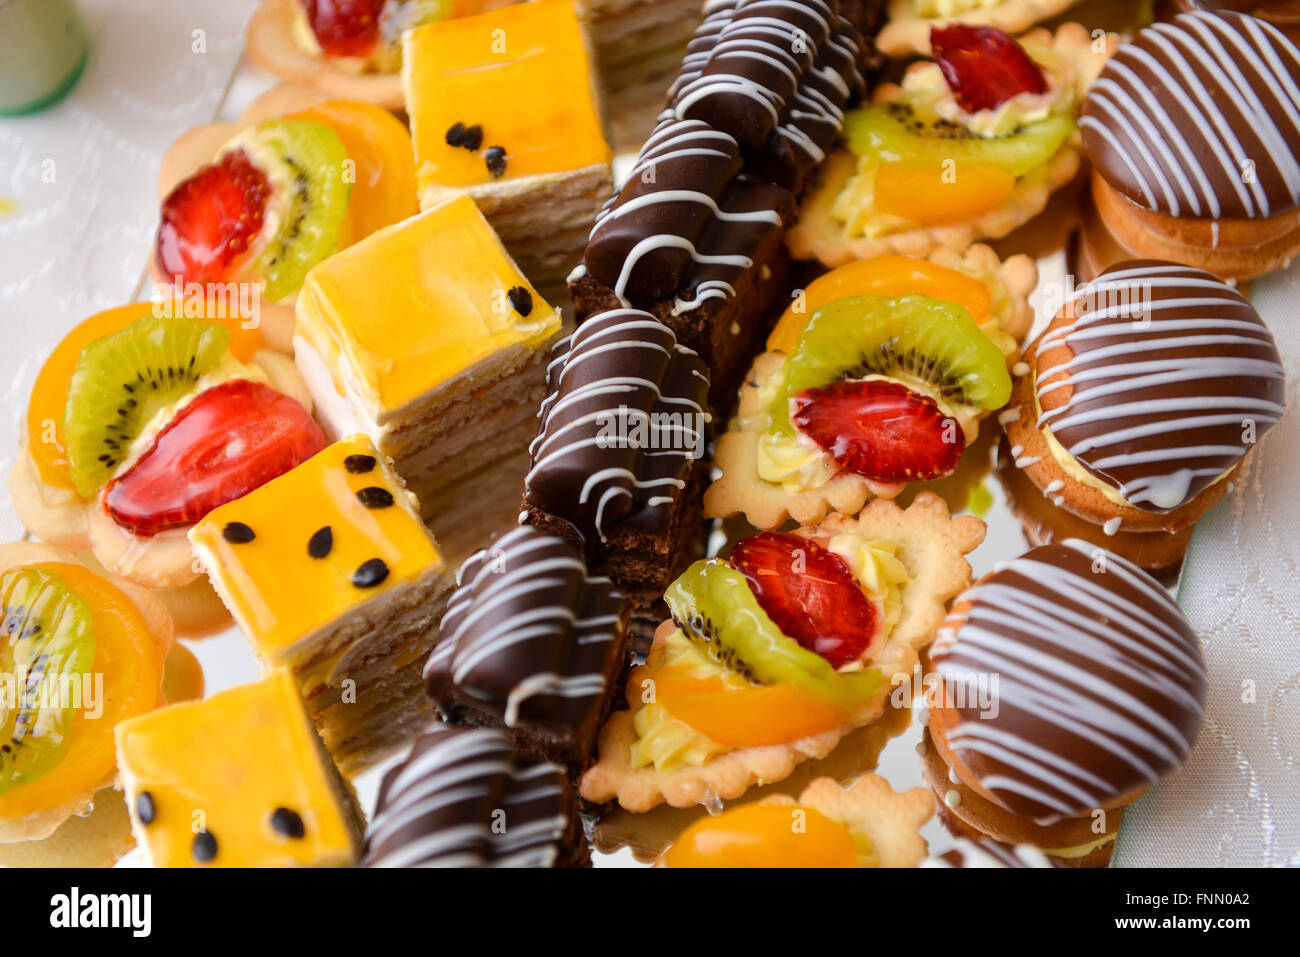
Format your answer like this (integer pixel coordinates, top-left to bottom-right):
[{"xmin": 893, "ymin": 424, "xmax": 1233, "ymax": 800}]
[
  {"xmin": 873, "ymin": 160, "xmax": 1015, "ymax": 225},
  {"xmin": 654, "ymin": 667, "xmax": 852, "ymax": 748},
  {"xmin": 769, "ymin": 255, "xmax": 993, "ymax": 353},
  {"xmin": 662, "ymin": 802, "xmax": 859, "ymax": 868}
]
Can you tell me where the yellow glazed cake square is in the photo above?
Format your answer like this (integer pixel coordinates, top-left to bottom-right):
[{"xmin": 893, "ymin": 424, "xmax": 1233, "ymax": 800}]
[
  {"xmin": 294, "ymin": 194, "xmax": 561, "ymax": 423},
  {"xmin": 404, "ymin": 0, "xmax": 611, "ymax": 191},
  {"xmin": 115, "ymin": 671, "xmax": 363, "ymax": 868},
  {"xmin": 188, "ymin": 434, "xmax": 444, "ymax": 661}
]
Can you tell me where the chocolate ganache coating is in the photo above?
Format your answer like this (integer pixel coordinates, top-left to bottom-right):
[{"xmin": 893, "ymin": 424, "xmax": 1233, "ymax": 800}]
[
  {"xmin": 931, "ymin": 541, "xmax": 1207, "ymax": 823},
  {"xmin": 579, "ymin": 118, "xmax": 794, "ymax": 308},
  {"xmin": 523, "ymin": 309, "xmax": 711, "ymax": 543},
  {"xmin": 669, "ymin": 0, "xmax": 869, "ymax": 187},
  {"xmin": 365, "ymin": 727, "xmax": 580, "ymax": 868},
  {"xmin": 1081, "ymin": 11, "xmax": 1300, "ymax": 220},
  {"xmin": 425, "ymin": 527, "xmax": 626, "ymax": 732},
  {"xmin": 1034, "ymin": 260, "xmax": 1285, "ymax": 513}
]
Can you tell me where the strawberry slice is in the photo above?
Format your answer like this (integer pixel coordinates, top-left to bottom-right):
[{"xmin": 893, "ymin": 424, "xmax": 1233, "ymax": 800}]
[
  {"xmin": 155, "ymin": 149, "xmax": 271, "ymax": 288},
  {"xmin": 792, "ymin": 379, "xmax": 964, "ymax": 483},
  {"xmin": 930, "ymin": 24, "xmax": 1048, "ymax": 114},
  {"xmin": 104, "ymin": 380, "xmax": 326, "ymax": 536},
  {"xmin": 730, "ymin": 532, "xmax": 879, "ymax": 669},
  {"xmin": 303, "ymin": 0, "xmax": 385, "ymax": 58}
]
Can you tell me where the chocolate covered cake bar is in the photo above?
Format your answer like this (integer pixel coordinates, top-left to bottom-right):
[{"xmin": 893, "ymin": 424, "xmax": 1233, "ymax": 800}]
[
  {"xmin": 568, "ymin": 117, "xmax": 795, "ymax": 411},
  {"xmin": 522, "ymin": 308, "xmax": 712, "ymax": 635},
  {"xmin": 668, "ymin": 0, "xmax": 874, "ymax": 191},
  {"xmin": 365, "ymin": 727, "xmax": 589, "ymax": 868},
  {"xmin": 426, "ymin": 526, "xmax": 631, "ymax": 772}
]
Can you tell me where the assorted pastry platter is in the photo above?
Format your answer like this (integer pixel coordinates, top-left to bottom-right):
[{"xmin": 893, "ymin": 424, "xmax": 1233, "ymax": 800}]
[{"xmin": 1, "ymin": 0, "xmax": 1295, "ymax": 869}]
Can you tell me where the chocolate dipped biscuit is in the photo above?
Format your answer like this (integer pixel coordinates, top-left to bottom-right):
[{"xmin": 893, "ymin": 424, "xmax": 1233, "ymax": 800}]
[
  {"xmin": 923, "ymin": 839, "xmax": 1055, "ymax": 869},
  {"xmin": 927, "ymin": 540, "xmax": 1207, "ymax": 865},
  {"xmin": 1080, "ymin": 10, "xmax": 1300, "ymax": 278},
  {"xmin": 425, "ymin": 527, "xmax": 631, "ymax": 772},
  {"xmin": 365, "ymin": 727, "xmax": 588, "ymax": 868},
  {"xmin": 1165, "ymin": 0, "xmax": 1300, "ymax": 44},
  {"xmin": 522, "ymin": 309, "xmax": 711, "ymax": 641},
  {"xmin": 1000, "ymin": 260, "xmax": 1285, "ymax": 568}
]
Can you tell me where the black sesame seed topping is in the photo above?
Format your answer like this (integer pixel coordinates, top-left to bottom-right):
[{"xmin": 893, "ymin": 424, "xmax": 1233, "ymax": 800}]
[
  {"xmin": 270, "ymin": 807, "xmax": 306, "ymax": 839},
  {"xmin": 222, "ymin": 522, "xmax": 255, "ymax": 544},
  {"xmin": 484, "ymin": 145, "xmax": 507, "ymax": 178},
  {"xmin": 356, "ymin": 487, "xmax": 395, "ymax": 509},
  {"xmin": 353, "ymin": 558, "xmax": 389, "ymax": 589},
  {"xmin": 344, "ymin": 454, "xmax": 376, "ymax": 474},
  {"xmin": 308, "ymin": 526, "xmax": 333, "ymax": 559},
  {"xmin": 192, "ymin": 830, "xmax": 218, "ymax": 863},
  {"xmin": 136, "ymin": 791, "xmax": 156, "ymax": 825},
  {"xmin": 506, "ymin": 286, "xmax": 533, "ymax": 317}
]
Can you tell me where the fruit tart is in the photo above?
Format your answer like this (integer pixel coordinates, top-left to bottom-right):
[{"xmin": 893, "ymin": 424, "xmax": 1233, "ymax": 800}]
[
  {"xmin": 579, "ymin": 492, "xmax": 984, "ymax": 812},
  {"xmin": 789, "ymin": 22, "xmax": 1115, "ymax": 266},
  {"xmin": 245, "ymin": 0, "xmax": 516, "ymax": 109},
  {"xmin": 658, "ymin": 773, "xmax": 934, "ymax": 868},
  {"xmin": 152, "ymin": 87, "xmax": 418, "ymax": 352},
  {"xmin": 877, "ymin": 0, "xmax": 1083, "ymax": 57},
  {"xmin": 0, "ymin": 542, "xmax": 175, "ymax": 866},
  {"xmin": 7, "ymin": 306, "xmax": 324, "ymax": 621},
  {"xmin": 706, "ymin": 246, "xmax": 1033, "ymax": 530}
]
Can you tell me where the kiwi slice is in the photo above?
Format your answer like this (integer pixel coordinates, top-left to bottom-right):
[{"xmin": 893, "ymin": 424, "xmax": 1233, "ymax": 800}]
[
  {"xmin": 64, "ymin": 315, "xmax": 231, "ymax": 498},
  {"xmin": 664, "ymin": 560, "xmax": 881, "ymax": 710},
  {"xmin": 845, "ymin": 103, "xmax": 1074, "ymax": 178},
  {"xmin": 0, "ymin": 567, "xmax": 96, "ymax": 797},
  {"xmin": 769, "ymin": 293, "xmax": 1011, "ymax": 438},
  {"xmin": 242, "ymin": 119, "xmax": 351, "ymax": 302}
]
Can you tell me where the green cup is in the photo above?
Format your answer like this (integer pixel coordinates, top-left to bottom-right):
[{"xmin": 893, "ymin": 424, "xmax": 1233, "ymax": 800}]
[{"xmin": 0, "ymin": 0, "xmax": 88, "ymax": 116}]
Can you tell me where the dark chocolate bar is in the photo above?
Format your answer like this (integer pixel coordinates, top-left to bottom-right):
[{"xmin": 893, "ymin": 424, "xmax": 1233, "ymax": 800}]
[
  {"xmin": 425, "ymin": 527, "xmax": 631, "ymax": 771},
  {"xmin": 521, "ymin": 309, "xmax": 711, "ymax": 640},
  {"xmin": 364, "ymin": 726, "xmax": 588, "ymax": 868}
]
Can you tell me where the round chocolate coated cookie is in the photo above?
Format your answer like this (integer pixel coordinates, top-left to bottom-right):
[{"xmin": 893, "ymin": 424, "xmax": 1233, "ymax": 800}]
[
  {"xmin": 1081, "ymin": 11, "xmax": 1300, "ymax": 220},
  {"xmin": 1035, "ymin": 260, "xmax": 1284, "ymax": 513},
  {"xmin": 931, "ymin": 540, "xmax": 1207, "ymax": 823}
]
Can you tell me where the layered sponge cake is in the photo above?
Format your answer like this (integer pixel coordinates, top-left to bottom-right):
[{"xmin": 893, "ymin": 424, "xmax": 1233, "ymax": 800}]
[
  {"xmin": 294, "ymin": 194, "xmax": 562, "ymax": 564},
  {"xmin": 403, "ymin": 0, "xmax": 614, "ymax": 301},
  {"xmin": 116, "ymin": 671, "xmax": 365, "ymax": 868},
  {"xmin": 188, "ymin": 435, "xmax": 455, "ymax": 775}
]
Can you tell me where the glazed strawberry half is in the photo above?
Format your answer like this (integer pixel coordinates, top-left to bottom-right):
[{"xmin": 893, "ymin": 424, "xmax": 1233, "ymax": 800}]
[
  {"xmin": 302, "ymin": 0, "xmax": 385, "ymax": 58},
  {"xmin": 793, "ymin": 378, "xmax": 965, "ymax": 484},
  {"xmin": 156, "ymin": 149, "xmax": 271, "ymax": 288},
  {"xmin": 930, "ymin": 24, "xmax": 1048, "ymax": 114},
  {"xmin": 731, "ymin": 531, "xmax": 880, "ymax": 669},
  {"xmin": 104, "ymin": 379, "xmax": 326, "ymax": 536}
]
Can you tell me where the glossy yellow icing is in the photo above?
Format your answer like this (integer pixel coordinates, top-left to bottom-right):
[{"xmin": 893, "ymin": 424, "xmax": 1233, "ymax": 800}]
[
  {"xmin": 115, "ymin": 671, "xmax": 359, "ymax": 867},
  {"xmin": 404, "ymin": 0, "xmax": 610, "ymax": 190},
  {"xmin": 188, "ymin": 435, "xmax": 443, "ymax": 659},
  {"xmin": 295, "ymin": 194, "xmax": 560, "ymax": 418}
]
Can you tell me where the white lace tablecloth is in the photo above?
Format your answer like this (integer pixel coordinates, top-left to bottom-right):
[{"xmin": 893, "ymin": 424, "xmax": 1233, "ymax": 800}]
[{"xmin": 0, "ymin": 0, "xmax": 1295, "ymax": 868}]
